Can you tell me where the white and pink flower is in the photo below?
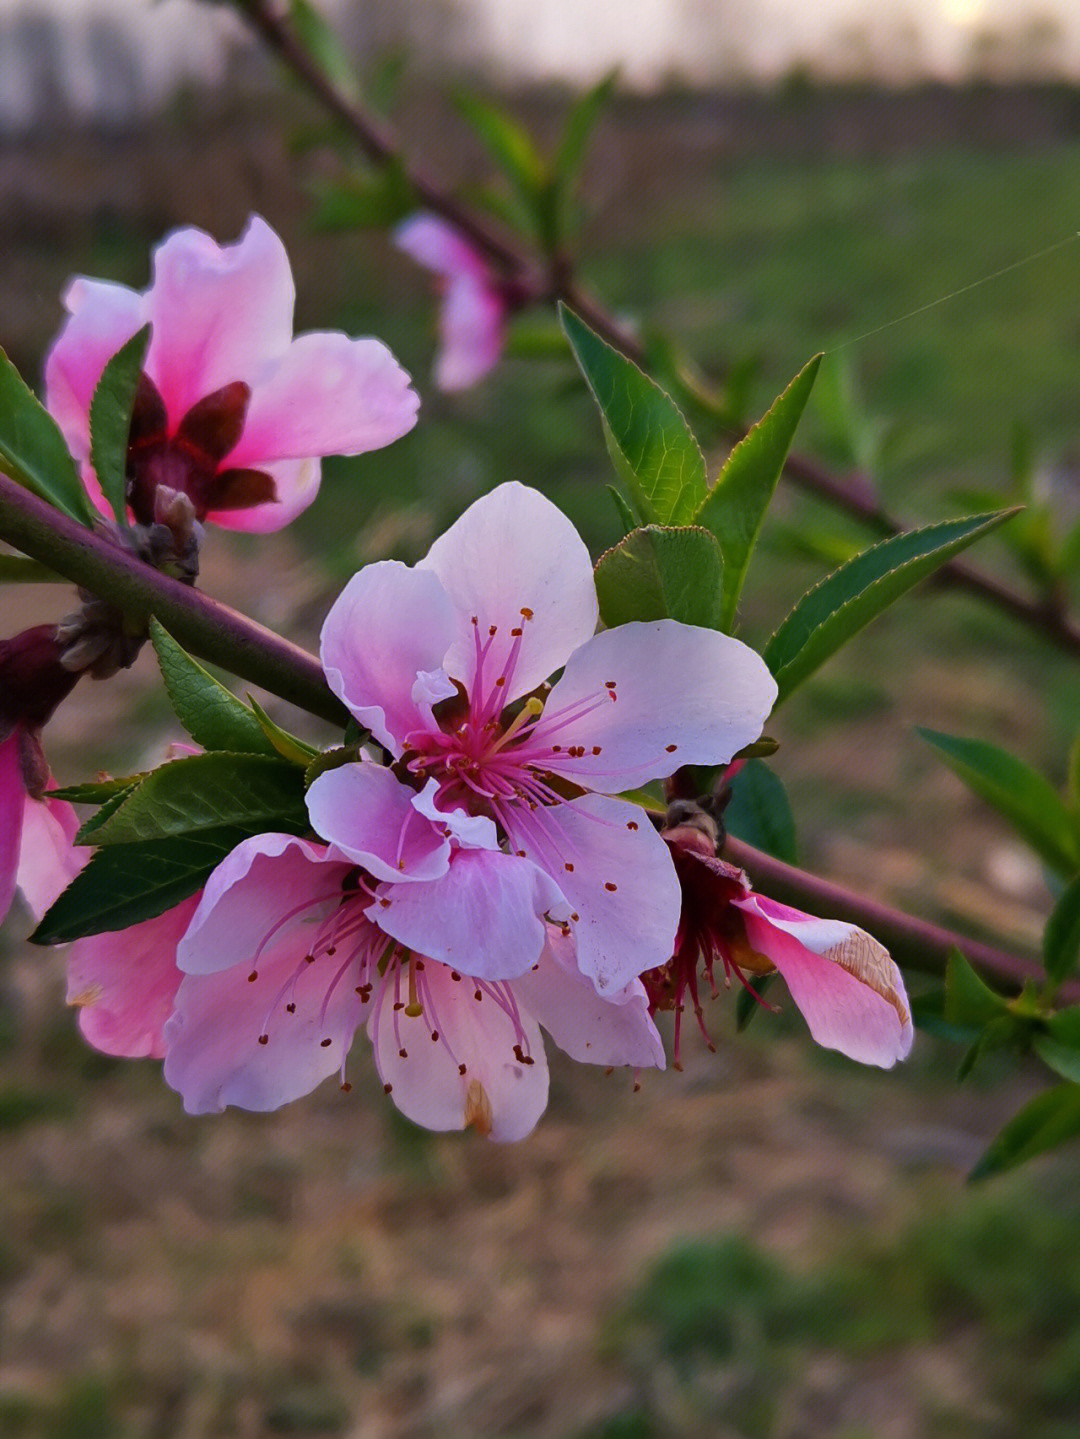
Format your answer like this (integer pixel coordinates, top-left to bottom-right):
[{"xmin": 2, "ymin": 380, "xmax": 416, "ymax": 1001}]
[
  {"xmin": 396, "ymin": 214, "xmax": 510, "ymax": 392},
  {"xmin": 45, "ymin": 215, "xmax": 419, "ymax": 532},
  {"xmin": 314, "ymin": 481, "xmax": 778, "ymax": 995}
]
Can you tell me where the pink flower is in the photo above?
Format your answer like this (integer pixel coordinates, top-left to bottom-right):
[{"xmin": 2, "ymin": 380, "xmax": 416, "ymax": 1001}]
[
  {"xmin": 0, "ymin": 626, "xmax": 84, "ymax": 927},
  {"xmin": 396, "ymin": 215, "xmax": 509, "ymax": 391},
  {"xmin": 160, "ymin": 833, "xmax": 664, "ymax": 1139},
  {"xmin": 313, "ymin": 481, "xmax": 778, "ymax": 994},
  {"xmin": 655, "ymin": 820, "xmax": 914, "ymax": 1068},
  {"xmin": 45, "ymin": 215, "xmax": 419, "ymax": 532}
]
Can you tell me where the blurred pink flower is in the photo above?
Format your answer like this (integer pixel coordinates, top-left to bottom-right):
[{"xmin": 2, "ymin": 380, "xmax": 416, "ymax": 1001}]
[
  {"xmin": 396, "ymin": 214, "xmax": 509, "ymax": 391},
  {"xmin": 160, "ymin": 833, "xmax": 663, "ymax": 1139},
  {"xmin": 315, "ymin": 481, "xmax": 778, "ymax": 995},
  {"xmin": 45, "ymin": 215, "xmax": 419, "ymax": 532},
  {"xmin": 655, "ymin": 821, "xmax": 914, "ymax": 1068}
]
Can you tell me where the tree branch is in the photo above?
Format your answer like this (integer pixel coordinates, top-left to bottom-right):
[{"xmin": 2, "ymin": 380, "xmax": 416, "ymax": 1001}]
[
  {"xmin": 0, "ymin": 475, "xmax": 347, "ymax": 728},
  {"xmin": 236, "ymin": 0, "xmax": 1080, "ymax": 663}
]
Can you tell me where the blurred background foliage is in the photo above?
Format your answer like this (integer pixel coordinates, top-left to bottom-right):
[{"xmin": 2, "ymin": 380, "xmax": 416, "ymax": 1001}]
[{"xmin": 4, "ymin": 1, "xmax": 1080, "ymax": 1434}]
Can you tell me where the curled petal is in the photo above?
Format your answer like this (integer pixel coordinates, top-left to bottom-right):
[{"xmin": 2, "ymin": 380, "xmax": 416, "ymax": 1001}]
[
  {"xmin": 735, "ymin": 892, "xmax": 914, "ymax": 1067},
  {"xmin": 16, "ymin": 790, "xmax": 84, "ymax": 923},
  {"xmin": 419, "ymin": 481, "xmax": 598, "ymax": 703},
  {"xmin": 542, "ymin": 620, "xmax": 778, "ymax": 793},
  {"xmin": 369, "ymin": 960, "xmax": 549, "ymax": 1141},
  {"xmin": 513, "ymin": 926, "xmax": 666, "ymax": 1069},
  {"xmin": 369, "ymin": 849, "xmax": 568, "ymax": 981},
  {"xmin": 178, "ymin": 833, "xmax": 344, "ymax": 976},
  {"xmin": 66, "ymin": 895, "xmax": 198, "ymax": 1059},
  {"xmin": 307, "ymin": 763, "xmax": 450, "ymax": 882},
  {"xmin": 227, "ymin": 331, "xmax": 419, "ymax": 468},
  {"xmin": 435, "ymin": 277, "xmax": 506, "ymax": 392},
  {"xmin": 146, "ymin": 215, "xmax": 295, "ymax": 420},
  {"xmin": 320, "ymin": 561, "xmax": 457, "ymax": 754},
  {"xmin": 505, "ymin": 792, "xmax": 682, "ymax": 995}
]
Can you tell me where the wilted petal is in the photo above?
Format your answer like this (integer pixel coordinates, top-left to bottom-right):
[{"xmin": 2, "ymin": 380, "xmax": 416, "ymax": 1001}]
[
  {"xmin": 320, "ymin": 561, "xmax": 457, "ymax": 754},
  {"xmin": 16, "ymin": 790, "xmax": 84, "ymax": 923},
  {"xmin": 419, "ymin": 481, "xmax": 598, "ymax": 703},
  {"xmin": 178, "ymin": 833, "xmax": 344, "ymax": 976},
  {"xmin": 369, "ymin": 960, "xmax": 549, "ymax": 1141},
  {"xmin": 735, "ymin": 892, "xmax": 914, "ymax": 1067},
  {"xmin": 44, "ymin": 277, "xmax": 146, "ymax": 463},
  {"xmin": 66, "ymin": 894, "xmax": 199, "ymax": 1059},
  {"xmin": 541, "ymin": 620, "xmax": 778, "ymax": 792},
  {"xmin": 227, "ymin": 331, "xmax": 418, "ymax": 468},
  {"xmin": 506, "ymin": 792, "xmax": 682, "ymax": 994},
  {"xmin": 307, "ymin": 763, "xmax": 450, "ymax": 882},
  {"xmin": 436, "ymin": 277, "xmax": 506, "ymax": 392},
  {"xmin": 513, "ymin": 926, "xmax": 666, "ymax": 1068},
  {"xmin": 146, "ymin": 215, "xmax": 295, "ymax": 419},
  {"xmin": 370, "ymin": 848, "xmax": 568, "ymax": 980}
]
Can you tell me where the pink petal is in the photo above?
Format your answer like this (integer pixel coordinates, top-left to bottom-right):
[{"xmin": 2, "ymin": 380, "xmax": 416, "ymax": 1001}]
[
  {"xmin": 370, "ymin": 849, "xmax": 568, "ymax": 981},
  {"xmin": 512, "ymin": 926, "xmax": 666, "ymax": 1068},
  {"xmin": 145, "ymin": 215, "xmax": 295, "ymax": 421},
  {"xmin": 306, "ymin": 763, "xmax": 450, "ymax": 882},
  {"xmin": 226, "ymin": 331, "xmax": 418, "ymax": 468},
  {"xmin": 320, "ymin": 561, "xmax": 457, "ymax": 754},
  {"xmin": 418, "ymin": 482, "xmax": 598, "ymax": 704},
  {"xmin": 0, "ymin": 734, "xmax": 25, "ymax": 923},
  {"xmin": 541, "ymin": 620, "xmax": 778, "ymax": 792},
  {"xmin": 43, "ymin": 276, "xmax": 146, "ymax": 464},
  {"xmin": 395, "ymin": 214, "xmax": 488, "ymax": 281},
  {"xmin": 164, "ymin": 915, "xmax": 365, "ymax": 1113},
  {"xmin": 66, "ymin": 894, "xmax": 199, "ymax": 1059},
  {"xmin": 504, "ymin": 792, "xmax": 682, "ymax": 995},
  {"xmin": 435, "ymin": 277, "xmax": 506, "ymax": 392},
  {"xmin": 735, "ymin": 893, "xmax": 914, "ymax": 1067},
  {"xmin": 204, "ymin": 457, "xmax": 320, "ymax": 534},
  {"xmin": 368, "ymin": 960, "xmax": 549, "ymax": 1141},
  {"xmin": 178, "ymin": 833, "xmax": 344, "ymax": 976},
  {"xmin": 16, "ymin": 791, "xmax": 85, "ymax": 923}
]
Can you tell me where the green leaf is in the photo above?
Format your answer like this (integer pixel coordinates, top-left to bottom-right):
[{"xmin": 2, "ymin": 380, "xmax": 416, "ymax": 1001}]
[
  {"xmin": 593, "ymin": 525, "xmax": 723, "ymax": 630},
  {"xmin": 75, "ymin": 786, "xmax": 139, "ymax": 843},
  {"xmin": 970, "ymin": 1083, "xmax": 1080, "ymax": 1180},
  {"xmin": 0, "ymin": 554, "xmax": 65, "ymax": 583},
  {"xmin": 1044, "ymin": 876, "xmax": 1080, "ymax": 989},
  {"xmin": 455, "ymin": 91, "xmax": 547, "ymax": 208},
  {"xmin": 560, "ymin": 305, "xmax": 707, "ymax": 526},
  {"xmin": 0, "ymin": 345, "xmax": 96, "ymax": 527},
  {"xmin": 764, "ymin": 511, "xmax": 1016, "ymax": 706},
  {"xmin": 724, "ymin": 760, "xmax": 797, "ymax": 865},
  {"xmin": 606, "ymin": 484, "xmax": 638, "ymax": 535},
  {"xmin": 248, "ymin": 696, "xmax": 319, "ymax": 765},
  {"xmin": 30, "ymin": 826, "xmax": 256, "ymax": 943},
  {"xmin": 89, "ymin": 325, "xmax": 150, "ymax": 526},
  {"xmin": 1035, "ymin": 1009, "xmax": 1080, "ymax": 1080},
  {"xmin": 1068, "ymin": 732, "xmax": 1080, "ymax": 813},
  {"xmin": 308, "ymin": 166, "xmax": 414, "ymax": 231},
  {"xmin": 945, "ymin": 948, "xmax": 1009, "ymax": 1027},
  {"xmin": 47, "ymin": 775, "xmax": 146, "ymax": 804},
  {"xmin": 150, "ymin": 620, "xmax": 278, "ymax": 757},
  {"xmin": 555, "ymin": 69, "xmax": 616, "ymax": 184},
  {"xmin": 290, "ymin": 0, "xmax": 360, "ymax": 99},
  {"xmin": 694, "ymin": 355, "xmax": 821, "ymax": 631},
  {"xmin": 84, "ymin": 752, "xmax": 308, "ymax": 847},
  {"xmin": 917, "ymin": 728, "xmax": 1080, "ymax": 878}
]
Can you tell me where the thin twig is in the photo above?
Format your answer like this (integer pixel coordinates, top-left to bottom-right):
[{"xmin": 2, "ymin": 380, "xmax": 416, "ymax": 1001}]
[{"xmin": 237, "ymin": 0, "xmax": 1080, "ymax": 661}]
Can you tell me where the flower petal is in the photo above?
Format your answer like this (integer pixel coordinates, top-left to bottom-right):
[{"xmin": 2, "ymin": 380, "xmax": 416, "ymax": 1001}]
[
  {"xmin": 418, "ymin": 482, "xmax": 598, "ymax": 703},
  {"xmin": 0, "ymin": 734, "xmax": 26, "ymax": 923},
  {"xmin": 66, "ymin": 894, "xmax": 198, "ymax": 1059},
  {"xmin": 177, "ymin": 832, "xmax": 344, "ymax": 976},
  {"xmin": 227, "ymin": 331, "xmax": 419, "ymax": 468},
  {"xmin": 395, "ymin": 214, "xmax": 488, "ymax": 281},
  {"xmin": 16, "ymin": 791, "xmax": 84, "ymax": 924},
  {"xmin": 320, "ymin": 561, "xmax": 458, "ymax": 754},
  {"xmin": 513, "ymin": 926, "xmax": 666, "ymax": 1068},
  {"xmin": 164, "ymin": 917, "xmax": 368, "ymax": 1113},
  {"xmin": 369, "ymin": 960, "xmax": 549, "ymax": 1141},
  {"xmin": 435, "ymin": 277, "xmax": 506, "ymax": 392},
  {"xmin": 204, "ymin": 457, "xmax": 320, "ymax": 534},
  {"xmin": 43, "ymin": 277, "xmax": 146, "ymax": 464},
  {"xmin": 735, "ymin": 893, "xmax": 914, "ymax": 1067},
  {"xmin": 370, "ymin": 849, "xmax": 568, "ymax": 981},
  {"xmin": 505, "ymin": 792, "xmax": 682, "ymax": 994},
  {"xmin": 540, "ymin": 620, "xmax": 778, "ymax": 792},
  {"xmin": 146, "ymin": 215, "xmax": 295, "ymax": 420},
  {"xmin": 306, "ymin": 763, "xmax": 450, "ymax": 882}
]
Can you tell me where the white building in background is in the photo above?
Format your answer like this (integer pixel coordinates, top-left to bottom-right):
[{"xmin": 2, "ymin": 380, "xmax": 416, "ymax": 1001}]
[{"xmin": 0, "ymin": 0, "xmax": 1078, "ymax": 131}]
